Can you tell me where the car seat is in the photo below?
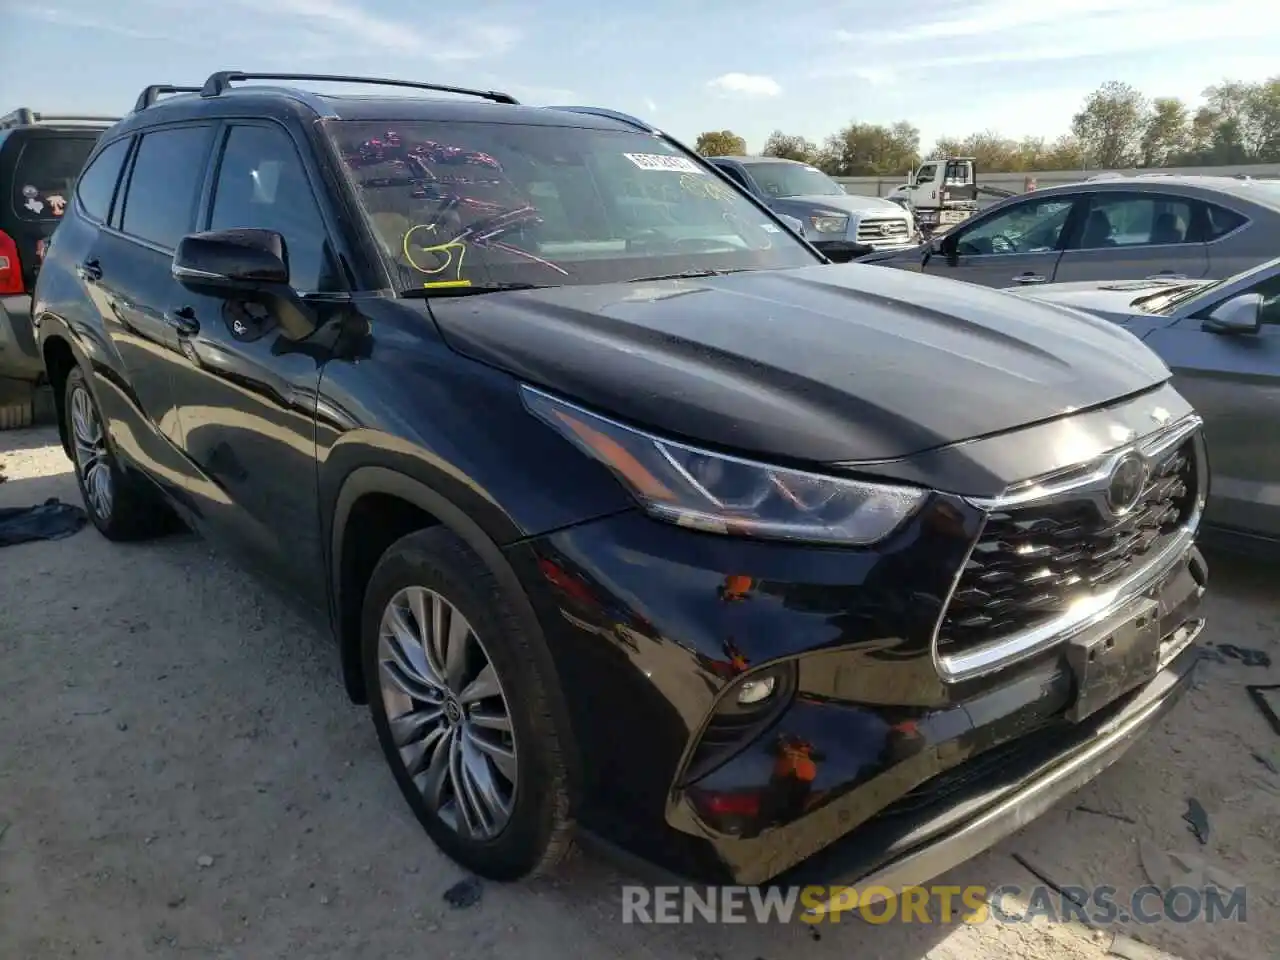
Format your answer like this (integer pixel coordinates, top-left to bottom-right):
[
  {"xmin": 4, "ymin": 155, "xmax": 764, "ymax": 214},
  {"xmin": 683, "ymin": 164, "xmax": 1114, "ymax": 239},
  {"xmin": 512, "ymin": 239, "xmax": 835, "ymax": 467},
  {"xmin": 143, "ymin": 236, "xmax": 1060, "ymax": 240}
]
[
  {"xmin": 1150, "ymin": 212, "xmax": 1185, "ymax": 245},
  {"xmin": 1080, "ymin": 209, "xmax": 1115, "ymax": 248}
]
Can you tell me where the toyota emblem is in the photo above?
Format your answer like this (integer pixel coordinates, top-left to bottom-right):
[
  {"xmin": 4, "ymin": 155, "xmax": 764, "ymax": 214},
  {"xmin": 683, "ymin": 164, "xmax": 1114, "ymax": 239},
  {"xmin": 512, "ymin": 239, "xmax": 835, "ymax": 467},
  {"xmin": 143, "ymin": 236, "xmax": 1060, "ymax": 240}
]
[
  {"xmin": 880, "ymin": 222, "xmax": 895, "ymax": 237},
  {"xmin": 1105, "ymin": 453, "xmax": 1148, "ymax": 515}
]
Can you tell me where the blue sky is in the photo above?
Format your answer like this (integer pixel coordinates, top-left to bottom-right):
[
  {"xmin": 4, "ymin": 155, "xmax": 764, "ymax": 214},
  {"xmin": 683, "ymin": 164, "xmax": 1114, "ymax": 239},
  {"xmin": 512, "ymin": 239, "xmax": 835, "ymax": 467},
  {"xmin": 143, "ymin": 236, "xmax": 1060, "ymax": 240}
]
[{"xmin": 3, "ymin": 0, "xmax": 1278, "ymax": 153}]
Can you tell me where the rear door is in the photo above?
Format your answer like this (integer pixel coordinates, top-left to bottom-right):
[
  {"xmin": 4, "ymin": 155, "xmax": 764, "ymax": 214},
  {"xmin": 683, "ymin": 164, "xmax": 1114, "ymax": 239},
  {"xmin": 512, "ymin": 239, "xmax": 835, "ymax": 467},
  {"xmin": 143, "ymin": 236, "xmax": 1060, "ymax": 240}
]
[
  {"xmin": 88, "ymin": 123, "xmax": 214, "ymax": 476},
  {"xmin": 1053, "ymin": 191, "xmax": 1209, "ymax": 283},
  {"xmin": 1143, "ymin": 271, "xmax": 1280, "ymax": 539},
  {"xmin": 924, "ymin": 194, "xmax": 1079, "ymax": 287},
  {"xmin": 0, "ymin": 129, "xmax": 100, "ymax": 293}
]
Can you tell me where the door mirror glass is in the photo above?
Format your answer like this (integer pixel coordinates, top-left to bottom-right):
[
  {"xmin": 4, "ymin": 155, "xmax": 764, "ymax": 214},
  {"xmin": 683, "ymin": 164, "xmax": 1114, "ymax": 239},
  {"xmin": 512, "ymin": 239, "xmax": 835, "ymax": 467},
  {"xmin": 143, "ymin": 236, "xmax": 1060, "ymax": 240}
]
[
  {"xmin": 172, "ymin": 228, "xmax": 289, "ymax": 291},
  {"xmin": 1202, "ymin": 293, "xmax": 1263, "ymax": 334}
]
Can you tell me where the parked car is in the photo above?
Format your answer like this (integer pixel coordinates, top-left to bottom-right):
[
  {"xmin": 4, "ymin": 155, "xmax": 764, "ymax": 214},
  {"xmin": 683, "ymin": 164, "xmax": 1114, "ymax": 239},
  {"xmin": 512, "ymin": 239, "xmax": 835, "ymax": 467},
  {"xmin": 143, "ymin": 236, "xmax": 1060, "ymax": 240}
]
[
  {"xmin": 1010, "ymin": 257, "xmax": 1280, "ymax": 555},
  {"xmin": 0, "ymin": 109, "xmax": 118, "ymax": 428},
  {"xmin": 858, "ymin": 175, "xmax": 1280, "ymax": 288},
  {"xmin": 35, "ymin": 72, "xmax": 1208, "ymax": 907},
  {"xmin": 706, "ymin": 155, "xmax": 918, "ymax": 261}
]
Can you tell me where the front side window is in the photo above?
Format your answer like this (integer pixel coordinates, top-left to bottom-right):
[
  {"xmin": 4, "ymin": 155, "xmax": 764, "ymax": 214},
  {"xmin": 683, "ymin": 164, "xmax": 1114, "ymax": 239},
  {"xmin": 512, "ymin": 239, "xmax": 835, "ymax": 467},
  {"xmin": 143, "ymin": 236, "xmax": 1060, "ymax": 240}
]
[
  {"xmin": 1072, "ymin": 193, "xmax": 1196, "ymax": 249},
  {"xmin": 914, "ymin": 165, "xmax": 936, "ymax": 185},
  {"xmin": 955, "ymin": 198, "xmax": 1075, "ymax": 256},
  {"xmin": 740, "ymin": 162, "xmax": 845, "ymax": 198},
  {"xmin": 119, "ymin": 126, "xmax": 212, "ymax": 250},
  {"xmin": 75, "ymin": 137, "xmax": 131, "ymax": 223},
  {"xmin": 329, "ymin": 121, "xmax": 816, "ymax": 292},
  {"xmin": 209, "ymin": 124, "xmax": 340, "ymax": 292},
  {"xmin": 11, "ymin": 135, "xmax": 98, "ymax": 221}
]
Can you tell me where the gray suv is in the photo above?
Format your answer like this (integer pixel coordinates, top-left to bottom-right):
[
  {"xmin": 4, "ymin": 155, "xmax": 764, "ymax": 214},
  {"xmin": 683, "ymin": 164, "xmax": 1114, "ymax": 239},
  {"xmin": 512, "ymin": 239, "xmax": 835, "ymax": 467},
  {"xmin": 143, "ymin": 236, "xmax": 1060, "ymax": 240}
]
[
  {"xmin": 860, "ymin": 176, "xmax": 1280, "ymax": 288},
  {"xmin": 708, "ymin": 155, "xmax": 918, "ymax": 262}
]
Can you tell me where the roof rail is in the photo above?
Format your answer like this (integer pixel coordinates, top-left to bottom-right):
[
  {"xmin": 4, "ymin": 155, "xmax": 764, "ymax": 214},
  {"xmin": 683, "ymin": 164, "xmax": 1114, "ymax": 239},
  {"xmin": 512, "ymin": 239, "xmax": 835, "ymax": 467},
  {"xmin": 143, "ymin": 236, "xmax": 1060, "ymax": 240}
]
[
  {"xmin": 1, "ymin": 109, "xmax": 120, "ymax": 130},
  {"xmin": 199, "ymin": 71, "xmax": 518, "ymax": 105},
  {"xmin": 134, "ymin": 85, "xmax": 202, "ymax": 112},
  {"xmin": 548, "ymin": 105, "xmax": 659, "ymax": 133}
]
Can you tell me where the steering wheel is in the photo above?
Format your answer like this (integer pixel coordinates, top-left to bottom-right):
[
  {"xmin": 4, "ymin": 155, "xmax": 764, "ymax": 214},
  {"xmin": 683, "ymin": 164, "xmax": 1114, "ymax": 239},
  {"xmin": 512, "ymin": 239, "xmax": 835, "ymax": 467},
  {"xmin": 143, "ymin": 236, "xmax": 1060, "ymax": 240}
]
[{"xmin": 989, "ymin": 233, "xmax": 1018, "ymax": 254}]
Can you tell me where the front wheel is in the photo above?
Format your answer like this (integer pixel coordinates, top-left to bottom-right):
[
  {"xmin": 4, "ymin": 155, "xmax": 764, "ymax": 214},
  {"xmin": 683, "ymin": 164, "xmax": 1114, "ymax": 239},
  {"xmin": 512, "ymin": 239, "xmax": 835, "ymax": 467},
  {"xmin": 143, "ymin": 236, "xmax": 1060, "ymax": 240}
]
[{"xmin": 362, "ymin": 526, "xmax": 575, "ymax": 880}]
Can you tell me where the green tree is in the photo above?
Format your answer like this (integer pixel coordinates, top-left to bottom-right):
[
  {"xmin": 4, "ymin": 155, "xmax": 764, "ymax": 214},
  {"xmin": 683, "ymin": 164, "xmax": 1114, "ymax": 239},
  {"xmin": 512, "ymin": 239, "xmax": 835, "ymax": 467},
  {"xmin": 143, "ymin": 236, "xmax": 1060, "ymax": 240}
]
[
  {"xmin": 694, "ymin": 130, "xmax": 747, "ymax": 157},
  {"xmin": 1042, "ymin": 134, "xmax": 1087, "ymax": 170},
  {"xmin": 1243, "ymin": 77, "xmax": 1280, "ymax": 161},
  {"xmin": 820, "ymin": 121, "xmax": 919, "ymax": 176},
  {"xmin": 1140, "ymin": 97, "xmax": 1191, "ymax": 167},
  {"xmin": 761, "ymin": 130, "xmax": 818, "ymax": 163},
  {"xmin": 1072, "ymin": 81, "xmax": 1147, "ymax": 168}
]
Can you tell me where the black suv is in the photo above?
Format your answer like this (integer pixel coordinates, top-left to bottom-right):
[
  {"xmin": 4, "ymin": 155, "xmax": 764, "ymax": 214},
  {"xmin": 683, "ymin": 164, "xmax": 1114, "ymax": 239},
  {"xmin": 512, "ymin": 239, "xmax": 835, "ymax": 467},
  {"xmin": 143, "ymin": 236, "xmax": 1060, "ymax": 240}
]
[
  {"xmin": 34, "ymin": 72, "xmax": 1209, "ymax": 903},
  {"xmin": 0, "ymin": 108, "xmax": 118, "ymax": 428}
]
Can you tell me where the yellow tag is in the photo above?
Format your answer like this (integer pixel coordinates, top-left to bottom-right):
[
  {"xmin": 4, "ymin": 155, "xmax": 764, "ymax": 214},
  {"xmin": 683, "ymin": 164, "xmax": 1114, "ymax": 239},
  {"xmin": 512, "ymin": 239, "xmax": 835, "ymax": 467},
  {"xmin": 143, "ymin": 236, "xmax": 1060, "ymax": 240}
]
[{"xmin": 422, "ymin": 279, "xmax": 473, "ymax": 289}]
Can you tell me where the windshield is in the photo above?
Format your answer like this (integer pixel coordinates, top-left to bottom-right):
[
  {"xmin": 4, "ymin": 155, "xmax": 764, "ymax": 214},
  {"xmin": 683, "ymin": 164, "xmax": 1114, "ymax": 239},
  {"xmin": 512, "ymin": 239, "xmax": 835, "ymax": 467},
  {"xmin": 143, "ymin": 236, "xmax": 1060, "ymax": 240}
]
[
  {"xmin": 329, "ymin": 121, "xmax": 817, "ymax": 293},
  {"xmin": 10, "ymin": 135, "xmax": 97, "ymax": 221},
  {"xmin": 741, "ymin": 162, "xmax": 846, "ymax": 198}
]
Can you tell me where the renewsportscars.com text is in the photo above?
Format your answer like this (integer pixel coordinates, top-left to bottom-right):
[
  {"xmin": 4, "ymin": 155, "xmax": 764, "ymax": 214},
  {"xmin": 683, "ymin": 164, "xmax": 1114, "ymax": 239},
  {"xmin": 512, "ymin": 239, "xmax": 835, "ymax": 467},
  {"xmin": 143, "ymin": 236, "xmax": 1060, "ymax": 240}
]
[{"xmin": 621, "ymin": 884, "xmax": 1248, "ymax": 925}]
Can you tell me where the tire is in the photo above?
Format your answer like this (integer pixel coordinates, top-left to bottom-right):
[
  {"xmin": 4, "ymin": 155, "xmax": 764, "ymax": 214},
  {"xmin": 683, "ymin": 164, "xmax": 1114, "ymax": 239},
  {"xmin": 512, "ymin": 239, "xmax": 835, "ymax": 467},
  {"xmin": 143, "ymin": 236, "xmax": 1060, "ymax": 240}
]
[
  {"xmin": 362, "ymin": 526, "xmax": 574, "ymax": 880},
  {"xmin": 64, "ymin": 366, "xmax": 171, "ymax": 541}
]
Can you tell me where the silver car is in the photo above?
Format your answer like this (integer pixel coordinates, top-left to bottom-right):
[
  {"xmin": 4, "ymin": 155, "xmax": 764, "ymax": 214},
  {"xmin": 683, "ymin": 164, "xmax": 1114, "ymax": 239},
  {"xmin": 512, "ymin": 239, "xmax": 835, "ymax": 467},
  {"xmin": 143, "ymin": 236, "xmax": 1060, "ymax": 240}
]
[
  {"xmin": 1010, "ymin": 257, "xmax": 1280, "ymax": 552},
  {"xmin": 860, "ymin": 176, "xmax": 1280, "ymax": 288}
]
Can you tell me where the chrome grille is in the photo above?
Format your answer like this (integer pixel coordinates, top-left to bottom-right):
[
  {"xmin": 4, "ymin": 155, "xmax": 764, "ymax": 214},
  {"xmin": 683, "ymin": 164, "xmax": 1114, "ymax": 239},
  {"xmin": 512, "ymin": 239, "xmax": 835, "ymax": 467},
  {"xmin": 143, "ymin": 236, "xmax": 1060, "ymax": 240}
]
[
  {"xmin": 937, "ymin": 432, "xmax": 1199, "ymax": 659},
  {"xmin": 856, "ymin": 217, "xmax": 911, "ymax": 243}
]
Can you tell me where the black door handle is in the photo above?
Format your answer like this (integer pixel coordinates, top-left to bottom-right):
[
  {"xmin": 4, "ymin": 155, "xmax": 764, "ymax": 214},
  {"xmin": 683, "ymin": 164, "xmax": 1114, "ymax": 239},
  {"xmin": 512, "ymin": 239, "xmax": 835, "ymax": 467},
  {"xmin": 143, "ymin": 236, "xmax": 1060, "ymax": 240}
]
[
  {"xmin": 166, "ymin": 306, "xmax": 200, "ymax": 337},
  {"xmin": 79, "ymin": 259, "xmax": 103, "ymax": 282}
]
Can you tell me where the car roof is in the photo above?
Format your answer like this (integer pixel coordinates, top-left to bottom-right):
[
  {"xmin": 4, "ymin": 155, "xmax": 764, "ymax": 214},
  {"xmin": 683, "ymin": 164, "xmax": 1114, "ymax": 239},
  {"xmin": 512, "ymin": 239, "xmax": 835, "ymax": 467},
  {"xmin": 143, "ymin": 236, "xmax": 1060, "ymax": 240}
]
[
  {"xmin": 110, "ymin": 87, "xmax": 642, "ymax": 137},
  {"xmin": 713, "ymin": 155, "xmax": 813, "ymax": 166},
  {"xmin": 1029, "ymin": 175, "xmax": 1280, "ymax": 212}
]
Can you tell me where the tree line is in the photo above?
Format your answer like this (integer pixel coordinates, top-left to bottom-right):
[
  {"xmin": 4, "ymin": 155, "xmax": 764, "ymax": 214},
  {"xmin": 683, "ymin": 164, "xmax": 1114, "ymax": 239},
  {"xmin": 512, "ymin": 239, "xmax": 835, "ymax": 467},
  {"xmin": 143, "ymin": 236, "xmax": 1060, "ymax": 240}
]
[{"xmin": 692, "ymin": 77, "xmax": 1280, "ymax": 177}]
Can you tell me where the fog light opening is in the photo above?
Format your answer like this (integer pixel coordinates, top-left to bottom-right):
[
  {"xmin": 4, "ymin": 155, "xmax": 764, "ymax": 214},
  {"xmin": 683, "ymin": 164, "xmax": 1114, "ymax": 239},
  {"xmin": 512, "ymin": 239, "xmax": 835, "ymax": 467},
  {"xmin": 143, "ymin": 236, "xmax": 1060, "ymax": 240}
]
[{"xmin": 736, "ymin": 676, "xmax": 777, "ymax": 705}]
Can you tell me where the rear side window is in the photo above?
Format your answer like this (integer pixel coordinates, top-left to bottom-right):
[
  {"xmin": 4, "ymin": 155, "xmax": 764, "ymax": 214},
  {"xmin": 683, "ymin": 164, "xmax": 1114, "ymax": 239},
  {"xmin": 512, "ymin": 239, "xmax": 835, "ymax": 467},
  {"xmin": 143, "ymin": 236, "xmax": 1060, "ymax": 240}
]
[
  {"xmin": 75, "ymin": 138, "xmax": 131, "ymax": 223},
  {"xmin": 1072, "ymin": 193, "xmax": 1196, "ymax": 249},
  {"xmin": 10, "ymin": 135, "xmax": 98, "ymax": 221},
  {"xmin": 119, "ymin": 126, "xmax": 212, "ymax": 249},
  {"xmin": 1203, "ymin": 203, "xmax": 1247, "ymax": 240}
]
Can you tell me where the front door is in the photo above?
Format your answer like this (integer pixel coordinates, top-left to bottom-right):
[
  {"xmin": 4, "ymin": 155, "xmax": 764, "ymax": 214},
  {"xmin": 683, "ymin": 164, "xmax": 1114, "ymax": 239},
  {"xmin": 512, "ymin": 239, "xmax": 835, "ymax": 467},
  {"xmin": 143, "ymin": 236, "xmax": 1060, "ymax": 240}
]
[
  {"xmin": 167, "ymin": 121, "xmax": 344, "ymax": 610},
  {"xmin": 1143, "ymin": 272, "xmax": 1280, "ymax": 539},
  {"xmin": 925, "ymin": 195, "xmax": 1078, "ymax": 288}
]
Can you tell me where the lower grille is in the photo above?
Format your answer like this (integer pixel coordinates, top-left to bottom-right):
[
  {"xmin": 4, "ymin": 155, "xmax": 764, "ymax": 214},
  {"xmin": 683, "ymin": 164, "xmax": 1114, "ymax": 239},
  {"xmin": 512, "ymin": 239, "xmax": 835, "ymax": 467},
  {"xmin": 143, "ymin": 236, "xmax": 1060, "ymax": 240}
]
[
  {"xmin": 856, "ymin": 217, "xmax": 911, "ymax": 243},
  {"xmin": 937, "ymin": 432, "xmax": 1199, "ymax": 658}
]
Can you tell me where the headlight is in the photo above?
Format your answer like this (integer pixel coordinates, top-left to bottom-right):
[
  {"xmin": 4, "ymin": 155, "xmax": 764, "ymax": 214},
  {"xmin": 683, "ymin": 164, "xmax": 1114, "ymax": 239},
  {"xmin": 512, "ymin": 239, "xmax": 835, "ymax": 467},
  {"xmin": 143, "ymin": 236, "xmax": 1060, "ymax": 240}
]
[
  {"xmin": 809, "ymin": 214, "xmax": 849, "ymax": 234},
  {"xmin": 522, "ymin": 387, "xmax": 926, "ymax": 545}
]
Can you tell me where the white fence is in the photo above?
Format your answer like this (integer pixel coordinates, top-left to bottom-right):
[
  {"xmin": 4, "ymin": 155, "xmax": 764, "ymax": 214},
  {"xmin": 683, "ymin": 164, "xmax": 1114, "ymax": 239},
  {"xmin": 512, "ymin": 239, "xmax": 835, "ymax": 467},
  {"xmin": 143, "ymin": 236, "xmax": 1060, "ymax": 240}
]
[{"xmin": 834, "ymin": 163, "xmax": 1280, "ymax": 202}]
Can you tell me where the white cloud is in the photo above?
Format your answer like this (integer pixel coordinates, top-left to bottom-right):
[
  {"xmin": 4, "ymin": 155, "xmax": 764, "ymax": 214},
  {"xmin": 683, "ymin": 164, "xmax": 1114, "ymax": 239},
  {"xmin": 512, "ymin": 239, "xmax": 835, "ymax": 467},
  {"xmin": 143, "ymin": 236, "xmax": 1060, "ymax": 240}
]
[
  {"xmin": 644, "ymin": 97, "xmax": 659, "ymax": 114},
  {"xmin": 707, "ymin": 73, "xmax": 781, "ymax": 98},
  {"xmin": 820, "ymin": 0, "xmax": 1278, "ymax": 77}
]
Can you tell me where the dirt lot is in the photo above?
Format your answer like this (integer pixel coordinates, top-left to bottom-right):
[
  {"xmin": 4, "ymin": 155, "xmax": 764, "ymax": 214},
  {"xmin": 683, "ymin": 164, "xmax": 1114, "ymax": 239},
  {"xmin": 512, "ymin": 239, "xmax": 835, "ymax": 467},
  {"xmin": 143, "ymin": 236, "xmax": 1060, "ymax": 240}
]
[{"xmin": 2, "ymin": 424, "xmax": 1277, "ymax": 960}]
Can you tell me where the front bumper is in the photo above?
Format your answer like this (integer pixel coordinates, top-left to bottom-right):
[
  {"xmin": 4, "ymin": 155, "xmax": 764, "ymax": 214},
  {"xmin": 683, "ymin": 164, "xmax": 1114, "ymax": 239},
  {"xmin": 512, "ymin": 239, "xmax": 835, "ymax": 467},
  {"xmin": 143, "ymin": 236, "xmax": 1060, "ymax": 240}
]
[
  {"xmin": 811, "ymin": 239, "xmax": 875, "ymax": 262},
  {"xmin": 508, "ymin": 492, "xmax": 1207, "ymax": 886},
  {"xmin": 789, "ymin": 629, "xmax": 1202, "ymax": 916},
  {"xmin": 0, "ymin": 294, "xmax": 42, "ymax": 382}
]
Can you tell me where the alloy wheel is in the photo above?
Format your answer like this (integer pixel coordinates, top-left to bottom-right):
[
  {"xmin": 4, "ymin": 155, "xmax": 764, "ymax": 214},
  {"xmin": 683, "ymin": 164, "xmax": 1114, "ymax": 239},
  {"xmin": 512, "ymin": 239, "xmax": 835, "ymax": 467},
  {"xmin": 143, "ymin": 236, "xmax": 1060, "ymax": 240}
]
[
  {"xmin": 377, "ymin": 586, "xmax": 519, "ymax": 839},
  {"xmin": 70, "ymin": 384, "xmax": 113, "ymax": 521}
]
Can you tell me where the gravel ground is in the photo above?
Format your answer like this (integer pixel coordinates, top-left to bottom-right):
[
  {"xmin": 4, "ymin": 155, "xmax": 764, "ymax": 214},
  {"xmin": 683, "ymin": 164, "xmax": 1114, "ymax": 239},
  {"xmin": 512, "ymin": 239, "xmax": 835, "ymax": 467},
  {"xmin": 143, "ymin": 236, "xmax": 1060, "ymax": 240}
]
[{"xmin": 2, "ymin": 425, "xmax": 1277, "ymax": 960}]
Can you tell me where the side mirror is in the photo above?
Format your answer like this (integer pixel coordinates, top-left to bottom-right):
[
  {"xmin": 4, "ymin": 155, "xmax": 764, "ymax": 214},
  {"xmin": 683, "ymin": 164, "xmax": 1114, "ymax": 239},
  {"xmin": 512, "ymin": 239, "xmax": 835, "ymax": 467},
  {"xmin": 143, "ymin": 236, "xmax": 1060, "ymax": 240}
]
[
  {"xmin": 172, "ymin": 229, "xmax": 316, "ymax": 340},
  {"xmin": 776, "ymin": 213, "xmax": 806, "ymax": 237},
  {"xmin": 1201, "ymin": 293, "xmax": 1262, "ymax": 335}
]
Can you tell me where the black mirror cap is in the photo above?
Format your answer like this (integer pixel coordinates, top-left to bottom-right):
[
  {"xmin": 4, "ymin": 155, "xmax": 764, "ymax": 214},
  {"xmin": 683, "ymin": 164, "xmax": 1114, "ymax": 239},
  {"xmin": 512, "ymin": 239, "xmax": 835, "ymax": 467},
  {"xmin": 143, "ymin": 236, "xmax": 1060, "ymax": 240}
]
[{"xmin": 172, "ymin": 228, "xmax": 289, "ymax": 290}]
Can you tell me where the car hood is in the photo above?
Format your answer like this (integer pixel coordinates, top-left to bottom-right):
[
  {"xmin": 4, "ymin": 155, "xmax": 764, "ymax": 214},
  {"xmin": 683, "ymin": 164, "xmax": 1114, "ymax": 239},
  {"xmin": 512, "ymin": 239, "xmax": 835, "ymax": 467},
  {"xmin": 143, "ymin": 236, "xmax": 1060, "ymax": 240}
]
[
  {"xmin": 429, "ymin": 264, "xmax": 1170, "ymax": 464},
  {"xmin": 1010, "ymin": 277, "xmax": 1208, "ymax": 323},
  {"xmin": 773, "ymin": 194, "xmax": 905, "ymax": 217}
]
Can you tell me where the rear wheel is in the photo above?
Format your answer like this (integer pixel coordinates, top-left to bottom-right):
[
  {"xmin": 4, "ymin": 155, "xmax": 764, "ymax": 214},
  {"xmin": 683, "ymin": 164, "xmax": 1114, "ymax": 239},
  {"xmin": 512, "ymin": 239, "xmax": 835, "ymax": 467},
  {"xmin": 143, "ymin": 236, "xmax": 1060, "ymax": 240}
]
[
  {"xmin": 362, "ymin": 527, "xmax": 574, "ymax": 880},
  {"xmin": 65, "ymin": 367, "xmax": 171, "ymax": 541}
]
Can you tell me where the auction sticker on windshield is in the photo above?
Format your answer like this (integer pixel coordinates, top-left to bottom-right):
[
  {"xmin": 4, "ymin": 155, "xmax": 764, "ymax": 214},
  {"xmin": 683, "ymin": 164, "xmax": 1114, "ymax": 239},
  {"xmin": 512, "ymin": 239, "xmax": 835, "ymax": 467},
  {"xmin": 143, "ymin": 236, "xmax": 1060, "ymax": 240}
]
[{"xmin": 624, "ymin": 153, "xmax": 705, "ymax": 174}]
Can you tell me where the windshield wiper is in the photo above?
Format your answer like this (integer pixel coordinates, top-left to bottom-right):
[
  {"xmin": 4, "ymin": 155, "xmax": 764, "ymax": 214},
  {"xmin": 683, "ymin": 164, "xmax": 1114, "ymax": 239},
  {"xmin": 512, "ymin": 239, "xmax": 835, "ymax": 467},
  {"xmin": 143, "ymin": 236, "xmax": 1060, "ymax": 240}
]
[
  {"xmin": 626, "ymin": 268, "xmax": 749, "ymax": 283},
  {"xmin": 398, "ymin": 282, "xmax": 548, "ymax": 298}
]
